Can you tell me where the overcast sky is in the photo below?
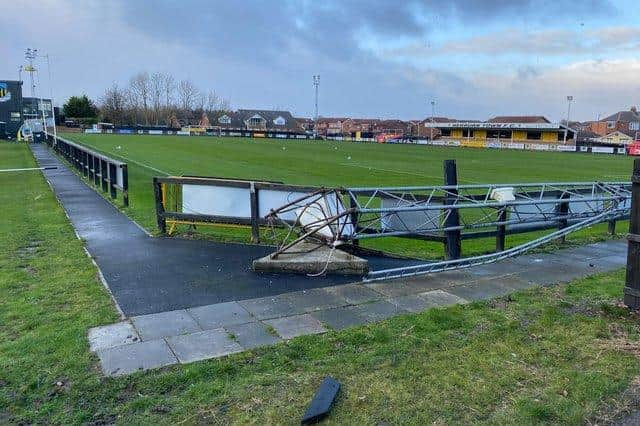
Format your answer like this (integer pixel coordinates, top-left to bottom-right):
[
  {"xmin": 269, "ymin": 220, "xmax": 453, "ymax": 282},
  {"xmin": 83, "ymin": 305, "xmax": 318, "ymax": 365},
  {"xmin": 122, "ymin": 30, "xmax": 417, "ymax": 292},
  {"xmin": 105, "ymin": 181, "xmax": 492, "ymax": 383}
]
[{"xmin": 1, "ymin": 0, "xmax": 639, "ymax": 121}]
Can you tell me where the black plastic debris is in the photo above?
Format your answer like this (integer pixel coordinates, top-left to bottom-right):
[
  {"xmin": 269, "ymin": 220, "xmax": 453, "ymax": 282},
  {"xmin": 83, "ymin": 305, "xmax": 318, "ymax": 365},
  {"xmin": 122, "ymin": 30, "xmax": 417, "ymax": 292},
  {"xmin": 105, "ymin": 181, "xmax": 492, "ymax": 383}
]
[{"xmin": 301, "ymin": 376, "xmax": 341, "ymax": 424}]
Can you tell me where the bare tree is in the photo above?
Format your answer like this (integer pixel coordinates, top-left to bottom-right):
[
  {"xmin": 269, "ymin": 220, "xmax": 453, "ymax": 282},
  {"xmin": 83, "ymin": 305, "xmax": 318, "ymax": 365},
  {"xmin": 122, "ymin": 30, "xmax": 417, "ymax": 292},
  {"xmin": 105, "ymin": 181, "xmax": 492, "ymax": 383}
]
[
  {"xmin": 129, "ymin": 72, "xmax": 151, "ymax": 124},
  {"xmin": 99, "ymin": 83, "xmax": 127, "ymax": 125},
  {"xmin": 177, "ymin": 79, "xmax": 200, "ymax": 123},
  {"xmin": 150, "ymin": 72, "xmax": 164, "ymax": 124}
]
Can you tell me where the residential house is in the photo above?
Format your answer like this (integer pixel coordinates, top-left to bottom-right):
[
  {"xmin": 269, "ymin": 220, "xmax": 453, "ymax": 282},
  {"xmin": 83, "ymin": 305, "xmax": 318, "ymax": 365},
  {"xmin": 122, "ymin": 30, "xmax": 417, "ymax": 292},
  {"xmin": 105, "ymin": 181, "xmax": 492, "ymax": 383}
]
[
  {"xmin": 588, "ymin": 107, "xmax": 640, "ymax": 137},
  {"xmin": 315, "ymin": 117, "xmax": 348, "ymax": 136},
  {"xmin": 235, "ymin": 109, "xmax": 302, "ymax": 132},
  {"xmin": 342, "ymin": 118, "xmax": 379, "ymax": 135},
  {"xmin": 598, "ymin": 130, "xmax": 635, "ymax": 145},
  {"xmin": 295, "ymin": 117, "xmax": 314, "ymax": 132}
]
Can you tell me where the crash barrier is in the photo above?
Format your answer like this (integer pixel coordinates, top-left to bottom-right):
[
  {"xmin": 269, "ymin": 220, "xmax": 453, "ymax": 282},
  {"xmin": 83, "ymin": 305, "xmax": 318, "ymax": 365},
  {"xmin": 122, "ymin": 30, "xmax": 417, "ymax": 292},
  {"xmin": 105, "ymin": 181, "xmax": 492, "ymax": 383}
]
[
  {"xmin": 152, "ymin": 176, "xmax": 319, "ymax": 243},
  {"xmin": 45, "ymin": 134, "xmax": 129, "ymax": 206}
]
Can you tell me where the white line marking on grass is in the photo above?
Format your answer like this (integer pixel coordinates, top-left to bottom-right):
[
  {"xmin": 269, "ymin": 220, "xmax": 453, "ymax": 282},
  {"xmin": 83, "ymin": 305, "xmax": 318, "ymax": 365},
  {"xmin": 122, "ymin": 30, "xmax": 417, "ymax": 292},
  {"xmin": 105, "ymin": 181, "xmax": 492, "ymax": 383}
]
[
  {"xmin": 339, "ymin": 162, "xmax": 479, "ymax": 183},
  {"xmin": 70, "ymin": 140, "xmax": 172, "ymax": 175}
]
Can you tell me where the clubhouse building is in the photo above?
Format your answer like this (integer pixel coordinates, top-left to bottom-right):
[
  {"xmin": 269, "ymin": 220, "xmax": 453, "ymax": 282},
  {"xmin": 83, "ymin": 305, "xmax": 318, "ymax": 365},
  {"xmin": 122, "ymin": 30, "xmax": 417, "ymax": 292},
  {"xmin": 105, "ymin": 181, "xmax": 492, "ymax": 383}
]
[{"xmin": 424, "ymin": 116, "xmax": 577, "ymax": 148}]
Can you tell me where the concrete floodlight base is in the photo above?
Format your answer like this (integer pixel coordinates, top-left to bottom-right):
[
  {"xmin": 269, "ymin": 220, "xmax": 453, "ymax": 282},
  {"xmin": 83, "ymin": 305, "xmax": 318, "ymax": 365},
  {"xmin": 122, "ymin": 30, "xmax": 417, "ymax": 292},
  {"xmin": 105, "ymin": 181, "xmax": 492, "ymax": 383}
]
[{"xmin": 252, "ymin": 242, "xmax": 369, "ymax": 276}]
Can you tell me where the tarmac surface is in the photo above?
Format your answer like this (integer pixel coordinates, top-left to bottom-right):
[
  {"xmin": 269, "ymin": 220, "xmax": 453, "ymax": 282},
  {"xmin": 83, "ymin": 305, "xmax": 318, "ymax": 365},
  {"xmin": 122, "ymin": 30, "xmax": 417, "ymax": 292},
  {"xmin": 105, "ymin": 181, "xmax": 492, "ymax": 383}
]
[{"xmin": 30, "ymin": 143, "xmax": 415, "ymax": 316}]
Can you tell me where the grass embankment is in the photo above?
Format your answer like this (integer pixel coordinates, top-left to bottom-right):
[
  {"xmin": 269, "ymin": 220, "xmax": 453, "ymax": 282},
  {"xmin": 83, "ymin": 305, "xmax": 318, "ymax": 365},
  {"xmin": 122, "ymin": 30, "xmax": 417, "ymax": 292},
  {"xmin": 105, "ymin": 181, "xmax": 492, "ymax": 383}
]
[
  {"xmin": 63, "ymin": 133, "xmax": 631, "ymax": 259},
  {"xmin": 2, "ymin": 140, "xmax": 640, "ymax": 423}
]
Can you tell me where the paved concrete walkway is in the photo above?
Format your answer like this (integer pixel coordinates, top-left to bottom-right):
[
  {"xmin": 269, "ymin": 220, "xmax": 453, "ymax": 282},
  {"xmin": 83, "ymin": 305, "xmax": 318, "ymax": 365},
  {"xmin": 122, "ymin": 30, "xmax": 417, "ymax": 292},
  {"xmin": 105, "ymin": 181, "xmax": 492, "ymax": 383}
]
[
  {"xmin": 30, "ymin": 143, "xmax": 413, "ymax": 316},
  {"xmin": 31, "ymin": 143, "xmax": 627, "ymax": 376},
  {"xmin": 90, "ymin": 240, "xmax": 626, "ymax": 376}
]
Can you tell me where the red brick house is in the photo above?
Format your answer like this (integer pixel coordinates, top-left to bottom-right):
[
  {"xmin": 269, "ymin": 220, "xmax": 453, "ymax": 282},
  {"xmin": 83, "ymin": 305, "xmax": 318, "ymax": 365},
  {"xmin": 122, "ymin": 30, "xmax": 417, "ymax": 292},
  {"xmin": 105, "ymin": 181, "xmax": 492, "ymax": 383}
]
[
  {"xmin": 588, "ymin": 107, "xmax": 640, "ymax": 137},
  {"xmin": 315, "ymin": 117, "xmax": 349, "ymax": 136}
]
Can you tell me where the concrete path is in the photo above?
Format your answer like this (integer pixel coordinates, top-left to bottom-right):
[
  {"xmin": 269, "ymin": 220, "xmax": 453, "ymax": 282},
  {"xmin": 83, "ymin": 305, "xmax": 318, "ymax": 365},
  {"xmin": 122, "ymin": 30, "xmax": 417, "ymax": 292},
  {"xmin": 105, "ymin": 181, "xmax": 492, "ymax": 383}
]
[
  {"xmin": 89, "ymin": 240, "xmax": 626, "ymax": 376},
  {"xmin": 30, "ymin": 143, "xmax": 413, "ymax": 316},
  {"xmin": 30, "ymin": 143, "xmax": 628, "ymax": 376}
]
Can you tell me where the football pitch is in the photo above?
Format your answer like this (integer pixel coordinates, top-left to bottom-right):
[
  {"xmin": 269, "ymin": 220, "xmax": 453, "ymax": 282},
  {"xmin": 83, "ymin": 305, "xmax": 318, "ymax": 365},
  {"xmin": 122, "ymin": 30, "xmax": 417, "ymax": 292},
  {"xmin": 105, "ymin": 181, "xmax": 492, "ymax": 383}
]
[{"xmin": 63, "ymin": 133, "xmax": 634, "ymax": 257}]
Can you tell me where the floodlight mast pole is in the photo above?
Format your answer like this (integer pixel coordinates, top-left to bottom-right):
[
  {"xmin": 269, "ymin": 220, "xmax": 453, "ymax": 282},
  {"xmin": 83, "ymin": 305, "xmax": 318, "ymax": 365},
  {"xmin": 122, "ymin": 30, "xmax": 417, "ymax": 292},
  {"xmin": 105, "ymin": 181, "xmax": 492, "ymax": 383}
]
[
  {"xmin": 430, "ymin": 100, "xmax": 436, "ymax": 141},
  {"xmin": 42, "ymin": 53, "xmax": 57, "ymax": 141},
  {"xmin": 25, "ymin": 48, "xmax": 48, "ymax": 139},
  {"xmin": 313, "ymin": 74, "xmax": 320, "ymax": 119},
  {"xmin": 563, "ymin": 95, "xmax": 573, "ymax": 144},
  {"xmin": 313, "ymin": 75, "xmax": 320, "ymax": 138}
]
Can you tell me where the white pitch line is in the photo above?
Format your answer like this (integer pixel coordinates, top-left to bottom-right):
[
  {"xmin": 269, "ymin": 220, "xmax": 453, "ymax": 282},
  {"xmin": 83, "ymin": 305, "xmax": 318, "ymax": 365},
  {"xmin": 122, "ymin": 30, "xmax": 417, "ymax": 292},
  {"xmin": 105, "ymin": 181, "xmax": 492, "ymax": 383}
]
[
  {"xmin": 68, "ymin": 140, "xmax": 172, "ymax": 175},
  {"xmin": 339, "ymin": 162, "xmax": 479, "ymax": 183}
]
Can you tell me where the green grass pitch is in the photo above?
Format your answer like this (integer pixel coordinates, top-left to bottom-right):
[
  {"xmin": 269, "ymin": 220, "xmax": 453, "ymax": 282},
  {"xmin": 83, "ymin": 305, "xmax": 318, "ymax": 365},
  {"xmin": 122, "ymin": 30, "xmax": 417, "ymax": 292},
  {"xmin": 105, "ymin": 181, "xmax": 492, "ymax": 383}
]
[{"xmin": 62, "ymin": 133, "xmax": 634, "ymax": 257}]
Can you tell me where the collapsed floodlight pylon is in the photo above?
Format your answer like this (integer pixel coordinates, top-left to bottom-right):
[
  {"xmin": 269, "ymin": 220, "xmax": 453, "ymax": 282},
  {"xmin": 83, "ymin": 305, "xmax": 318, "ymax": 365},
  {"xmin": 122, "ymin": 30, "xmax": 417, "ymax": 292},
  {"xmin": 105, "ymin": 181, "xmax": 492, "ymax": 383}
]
[{"xmin": 263, "ymin": 181, "xmax": 631, "ymax": 280}]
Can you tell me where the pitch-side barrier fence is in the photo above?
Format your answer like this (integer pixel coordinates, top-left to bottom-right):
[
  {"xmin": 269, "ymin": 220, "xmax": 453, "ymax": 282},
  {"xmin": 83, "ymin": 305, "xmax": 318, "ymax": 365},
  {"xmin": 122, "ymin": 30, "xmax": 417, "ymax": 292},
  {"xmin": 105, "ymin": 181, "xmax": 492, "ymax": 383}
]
[
  {"xmin": 44, "ymin": 134, "xmax": 129, "ymax": 205},
  {"xmin": 153, "ymin": 161, "xmax": 631, "ymax": 272}
]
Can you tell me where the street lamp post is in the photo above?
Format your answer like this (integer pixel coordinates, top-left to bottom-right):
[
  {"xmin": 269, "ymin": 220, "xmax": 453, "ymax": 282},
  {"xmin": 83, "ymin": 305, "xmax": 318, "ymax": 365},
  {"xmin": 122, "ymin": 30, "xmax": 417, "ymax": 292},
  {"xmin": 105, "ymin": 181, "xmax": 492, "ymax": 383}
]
[
  {"xmin": 563, "ymin": 95, "xmax": 573, "ymax": 144},
  {"xmin": 430, "ymin": 100, "xmax": 436, "ymax": 141}
]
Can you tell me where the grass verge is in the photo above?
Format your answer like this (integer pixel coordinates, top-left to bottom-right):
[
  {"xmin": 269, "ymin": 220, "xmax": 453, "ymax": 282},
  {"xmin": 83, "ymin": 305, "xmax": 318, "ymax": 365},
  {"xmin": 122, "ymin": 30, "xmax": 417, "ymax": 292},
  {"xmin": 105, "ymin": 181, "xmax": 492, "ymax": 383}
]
[{"xmin": 2, "ymin": 141, "xmax": 640, "ymax": 424}]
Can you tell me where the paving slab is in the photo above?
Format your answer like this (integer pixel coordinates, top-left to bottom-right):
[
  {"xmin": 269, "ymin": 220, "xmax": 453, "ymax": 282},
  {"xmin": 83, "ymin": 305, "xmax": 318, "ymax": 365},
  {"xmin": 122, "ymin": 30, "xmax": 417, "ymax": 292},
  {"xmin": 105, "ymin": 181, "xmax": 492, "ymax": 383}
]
[
  {"xmin": 238, "ymin": 295, "xmax": 302, "ymax": 320},
  {"xmin": 472, "ymin": 273, "xmax": 538, "ymax": 292},
  {"xmin": 166, "ymin": 328, "xmax": 242, "ymax": 363},
  {"xmin": 284, "ymin": 288, "xmax": 348, "ymax": 312},
  {"xmin": 188, "ymin": 301, "xmax": 254, "ymax": 329},
  {"xmin": 350, "ymin": 300, "xmax": 408, "ymax": 323},
  {"xmin": 366, "ymin": 270, "xmax": 473, "ymax": 297},
  {"xmin": 447, "ymin": 280, "xmax": 513, "ymax": 301},
  {"xmin": 311, "ymin": 306, "xmax": 368, "ymax": 331},
  {"xmin": 97, "ymin": 339, "xmax": 177, "ymax": 376},
  {"xmin": 388, "ymin": 294, "xmax": 438, "ymax": 313},
  {"xmin": 88, "ymin": 321, "xmax": 140, "ymax": 351},
  {"xmin": 516, "ymin": 263, "xmax": 590, "ymax": 286},
  {"xmin": 418, "ymin": 289, "xmax": 468, "ymax": 307},
  {"xmin": 324, "ymin": 283, "xmax": 382, "ymax": 305},
  {"xmin": 264, "ymin": 314, "xmax": 326, "ymax": 339},
  {"xmin": 131, "ymin": 309, "xmax": 201, "ymax": 341},
  {"xmin": 225, "ymin": 322, "xmax": 282, "ymax": 349}
]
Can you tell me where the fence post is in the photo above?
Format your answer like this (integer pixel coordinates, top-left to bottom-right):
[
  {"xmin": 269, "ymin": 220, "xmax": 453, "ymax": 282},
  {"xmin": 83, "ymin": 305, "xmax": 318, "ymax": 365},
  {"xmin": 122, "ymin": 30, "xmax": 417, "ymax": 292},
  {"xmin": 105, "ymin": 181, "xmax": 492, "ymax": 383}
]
[
  {"xmin": 153, "ymin": 178, "xmax": 167, "ymax": 234},
  {"xmin": 93, "ymin": 156, "xmax": 100, "ymax": 186},
  {"xmin": 496, "ymin": 206, "xmax": 507, "ymax": 252},
  {"xmin": 249, "ymin": 183, "xmax": 260, "ymax": 244},
  {"xmin": 100, "ymin": 160, "xmax": 108, "ymax": 192},
  {"xmin": 122, "ymin": 165, "xmax": 129, "ymax": 207},
  {"xmin": 349, "ymin": 192, "xmax": 360, "ymax": 246},
  {"xmin": 625, "ymin": 159, "xmax": 640, "ymax": 309},
  {"xmin": 557, "ymin": 191, "xmax": 570, "ymax": 243},
  {"xmin": 108, "ymin": 163, "xmax": 117, "ymax": 199},
  {"xmin": 443, "ymin": 160, "xmax": 461, "ymax": 260},
  {"xmin": 608, "ymin": 199, "xmax": 618, "ymax": 235}
]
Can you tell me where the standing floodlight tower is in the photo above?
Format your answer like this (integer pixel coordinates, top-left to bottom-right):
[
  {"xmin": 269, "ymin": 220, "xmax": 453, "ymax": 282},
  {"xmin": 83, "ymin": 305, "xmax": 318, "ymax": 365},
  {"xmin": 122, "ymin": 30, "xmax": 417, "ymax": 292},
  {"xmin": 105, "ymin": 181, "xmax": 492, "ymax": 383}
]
[
  {"xmin": 430, "ymin": 99, "xmax": 436, "ymax": 141},
  {"xmin": 24, "ymin": 48, "xmax": 48, "ymax": 139},
  {"xmin": 313, "ymin": 75, "xmax": 320, "ymax": 120},
  {"xmin": 563, "ymin": 95, "xmax": 574, "ymax": 144}
]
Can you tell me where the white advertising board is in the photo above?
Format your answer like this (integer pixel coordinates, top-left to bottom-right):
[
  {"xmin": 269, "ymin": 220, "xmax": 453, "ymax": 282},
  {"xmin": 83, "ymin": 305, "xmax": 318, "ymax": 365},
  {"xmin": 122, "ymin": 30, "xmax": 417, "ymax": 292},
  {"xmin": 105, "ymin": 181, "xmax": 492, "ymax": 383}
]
[
  {"xmin": 486, "ymin": 142, "xmax": 501, "ymax": 149},
  {"xmin": 176, "ymin": 131, "xmax": 190, "ymax": 135},
  {"xmin": 556, "ymin": 145, "xmax": 577, "ymax": 152},
  {"xmin": 182, "ymin": 185, "xmax": 251, "ymax": 218},
  {"xmin": 149, "ymin": 130, "xmax": 163, "ymax": 135},
  {"xmin": 530, "ymin": 144, "xmax": 550, "ymax": 151},
  {"xmin": 592, "ymin": 146, "xmax": 614, "ymax": 154},
  {"xmin": 506, "ymin": 143, "xmax": 525, "ymax": 150}
]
